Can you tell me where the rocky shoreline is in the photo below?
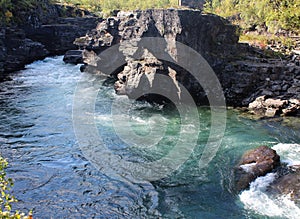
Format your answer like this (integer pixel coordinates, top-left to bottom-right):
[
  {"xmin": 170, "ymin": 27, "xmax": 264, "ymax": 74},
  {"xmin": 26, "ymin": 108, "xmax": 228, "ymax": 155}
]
[
  {"xmin": 0, "ymin": 2, "xmax": 102, "ymax": 80},
  {"xmin": 1, "ymin": 7, "xmax": 299, "ymax": 116},
  {"xmin": 0, "ymin": 6, "xmax": 299, "ymax": 207},
  {"xmin": 234, "ymin": 145, "xmax": 300, "ymax": 203},
  {"xmin": 63, "ymin": 9, "xmax": 300, "ymax": 117}
]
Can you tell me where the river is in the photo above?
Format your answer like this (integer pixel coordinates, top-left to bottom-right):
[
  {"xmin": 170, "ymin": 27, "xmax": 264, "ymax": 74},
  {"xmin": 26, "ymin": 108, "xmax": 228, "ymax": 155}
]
[{"xmin": 0, "ymin": 56, "xmax": 299, "ymax": 218}]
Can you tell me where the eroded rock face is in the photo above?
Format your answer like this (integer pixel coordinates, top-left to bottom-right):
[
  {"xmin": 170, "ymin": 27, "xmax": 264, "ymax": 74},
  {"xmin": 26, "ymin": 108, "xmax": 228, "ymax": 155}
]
[
  {"xmin": 74, "ymin": 9, "xmax": 242, "ymax": 105},
  {"xmin": 269, "ymin": 168, "xmax": 300, "ymax": 203},
  {"xmin": 234, "ymin": 146, "xmax": 280, "ymax": 191},
  {"xmin": 1, "ymin": 28, "xmax": 49, "ymax": 73},
  {"xmin": 248, "ymin": 96, "xmax": 300, "ymax": 117},
  {"xmin": 0, "ymin": 2, "xmax": 101, "ymax": 74},
  {"xmin": 71, "ymin": 9, "xmax": 300, "ymax": 109},
  {"xmin": 25, "ymin": 17, "xmax": 101, "ymax": 55}
]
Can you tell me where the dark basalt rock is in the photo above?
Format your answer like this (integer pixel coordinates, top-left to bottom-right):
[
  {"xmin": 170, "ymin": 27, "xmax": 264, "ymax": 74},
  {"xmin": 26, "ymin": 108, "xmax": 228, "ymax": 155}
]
[
  {"xmin": 73, "ymin": 9, "xmax": 300, "ymax": 109},
  {"xmin": 269, "ymin": 167, "xmax": 300, "ymax": 203},
  {"xmin": 63, "ymin": 50, "xmax": 83, "ymax": 65},
  {"xmin": 25, "ymin": 17, "xmax": 102, "ymax": 55},
  {"xmin": 0, "ymin": 2, "xmax": 101, "ymax": 75},
  {"xmin": 73, "ymin": 9, "xmax": 242, "ymax": 105},
  {"xmin": 1, "ymin": 28, "xmax": 49, "ymax": 73},
  {"xmin": 234, "ymin": 146, "xmax": 280, "ymax": 192}
]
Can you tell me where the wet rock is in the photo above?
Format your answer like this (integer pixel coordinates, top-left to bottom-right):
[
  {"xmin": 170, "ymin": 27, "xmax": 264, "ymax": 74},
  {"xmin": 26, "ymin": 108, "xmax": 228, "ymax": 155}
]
[
  {"xmin": 234, "ymin": 146, "xmax": 280, "ymax": 191},
  {"xmin": 63, "ymin": 50, "xmax": 83, "ymax": 64},
  {"xmin": 248, "ymin": 96, "xmax": 267, "ymax": 116},
  {"xmin": 269, "ymin": 169, "xmax": 300, "ymax": 203},
  {"xmin": 2, "ymin": 28, "xmax": 49, "ymax": 73},
  {"xmin": 265, "ymin": 107, "xmax": 278, "ymax": 117}
]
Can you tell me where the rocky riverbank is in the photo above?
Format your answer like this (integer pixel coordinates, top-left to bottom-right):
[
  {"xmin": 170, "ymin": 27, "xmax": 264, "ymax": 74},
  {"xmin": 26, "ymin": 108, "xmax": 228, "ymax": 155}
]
[
  {"xmin": 0, "ymin": 2, "xmax": 102, "ymax": 80},
  {"xmin": 1, "ymin": 6, "xmax": 299, "ymax": 117},
  {"xmin": 64, "ymin": 9, "xmax": 300, "ymax": 116},
  {"xmin": 234, "ymin": 145, "xmax": 300, "ymax": 204}
]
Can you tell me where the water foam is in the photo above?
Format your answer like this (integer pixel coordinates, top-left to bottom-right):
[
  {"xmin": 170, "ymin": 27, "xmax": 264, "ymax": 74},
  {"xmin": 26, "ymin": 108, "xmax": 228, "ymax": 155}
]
[
  {"xmin": 272, "ymin": 143, "xmax": 300, "ymax": 166},
  {"xmin": 240, "ymin": 143, "xmax": 300, "ymax": 218}
]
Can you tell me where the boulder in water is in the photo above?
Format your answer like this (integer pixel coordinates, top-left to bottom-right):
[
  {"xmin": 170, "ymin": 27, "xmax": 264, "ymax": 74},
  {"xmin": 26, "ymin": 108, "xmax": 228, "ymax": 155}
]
[
  {"xmin": 234, "ymin": 145, "xmax": 280, "ymax": 191},
  {"xmin": 63, "ymin": 50, "xmax": 83, "ymax": 64},
  {"xmin": 269, "ymin": 168, "xmax": 300, "ymax": 203}
]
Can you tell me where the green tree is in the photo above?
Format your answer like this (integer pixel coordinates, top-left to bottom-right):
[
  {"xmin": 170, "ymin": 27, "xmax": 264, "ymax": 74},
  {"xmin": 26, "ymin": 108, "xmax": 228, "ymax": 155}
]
[
  {"xmin": 204, "ymin": 0, "xmax": 300, "ymax": 33},
  {"xmin": 0, "ymin": 156, "xmax": 32, "ymax": 218}
]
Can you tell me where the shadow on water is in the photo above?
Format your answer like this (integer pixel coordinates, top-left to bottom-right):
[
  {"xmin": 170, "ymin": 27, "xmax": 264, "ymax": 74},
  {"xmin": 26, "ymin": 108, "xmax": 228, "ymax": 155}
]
[{"xmin": 0, "ymin": 57, "xmax": 299, "ymax": 218}]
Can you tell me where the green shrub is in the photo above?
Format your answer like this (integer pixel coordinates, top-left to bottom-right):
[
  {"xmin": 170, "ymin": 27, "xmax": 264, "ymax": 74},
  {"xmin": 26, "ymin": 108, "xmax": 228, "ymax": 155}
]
[
  {"xmin": 0, "ymin": 0, "xmax": 40, "ymax": 24},
  {"xmin": 204, "ymin": 0, "xmax": 300, "ymax": 33},
  {"xmin": 0, "ymin": 156, "xmax": 32, "ymax": 219},
  {"xmin": 55, "ymin": 0, "xmax": 179, "ymax": 16}
]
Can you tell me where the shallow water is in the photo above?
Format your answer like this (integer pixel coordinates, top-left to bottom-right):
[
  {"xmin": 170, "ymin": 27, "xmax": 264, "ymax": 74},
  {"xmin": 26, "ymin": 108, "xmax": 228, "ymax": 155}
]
[{"xmin": 0, "ymin": 56, "xmax": 299, "ymax": 218}]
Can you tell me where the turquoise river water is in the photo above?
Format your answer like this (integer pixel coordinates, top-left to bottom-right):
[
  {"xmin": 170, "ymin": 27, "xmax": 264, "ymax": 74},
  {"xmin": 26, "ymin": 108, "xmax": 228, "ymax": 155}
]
[{"xmin": 0, "ymin": 56, "xmax": 299, "ymax": 218}]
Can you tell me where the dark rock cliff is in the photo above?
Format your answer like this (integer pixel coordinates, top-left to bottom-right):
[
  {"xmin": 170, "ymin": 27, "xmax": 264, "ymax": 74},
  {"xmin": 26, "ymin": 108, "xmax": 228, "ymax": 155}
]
[
  {"xmin": 69, "ymin": 9, "xmax": 300, "ymax": 111},
  {"xmin": 0, "ymin": 2, "xmax": 102, "ymax": 79},
  {"xmin": 72, "ymin": 9, "xmax": 243, "ymax": 105}
]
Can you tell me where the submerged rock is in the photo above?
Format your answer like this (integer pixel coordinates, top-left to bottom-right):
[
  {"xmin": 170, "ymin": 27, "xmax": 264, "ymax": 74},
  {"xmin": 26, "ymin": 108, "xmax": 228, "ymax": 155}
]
[
  {"xmin": 269, "ymin": 168, "xmax": 300, "ymax": 203},
  {"xmin": 234, "ymin": 146, "xmax": 280, "ymax": 191}
]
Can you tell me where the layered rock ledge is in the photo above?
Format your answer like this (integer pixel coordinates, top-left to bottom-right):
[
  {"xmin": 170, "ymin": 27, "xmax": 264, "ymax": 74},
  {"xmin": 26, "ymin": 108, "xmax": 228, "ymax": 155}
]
[
  {"xmin": 0, "ymin": 2, "xmax": 102, "ymax": 79},
  {"xmin": 67, "ymin": 9, "xmax": 300, "ymax": 115}
]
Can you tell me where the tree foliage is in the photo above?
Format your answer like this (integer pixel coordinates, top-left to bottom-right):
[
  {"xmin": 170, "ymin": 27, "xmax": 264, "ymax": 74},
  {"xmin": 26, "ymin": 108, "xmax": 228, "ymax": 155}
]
[
  {"xmin": 56, "ymin": 0, "xmax": 179, "ymax": 16},
  {"xmin": 0, "ymin": 0, "xmax": 42, "ymax": 24},
  {"xmin": 0, "ymin": 156, "xmax": 32, "ymax": 219},
  {"xmin": 204, "ymin": 0, "xmax": 300, "ymax": 33}
]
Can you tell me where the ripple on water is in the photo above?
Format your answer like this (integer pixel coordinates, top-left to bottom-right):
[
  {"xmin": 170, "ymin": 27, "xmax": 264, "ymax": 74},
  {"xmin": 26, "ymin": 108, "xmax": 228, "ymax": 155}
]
[{"xmin": 0, "ymin": 56, "xmax": 299, "ymax": 218}]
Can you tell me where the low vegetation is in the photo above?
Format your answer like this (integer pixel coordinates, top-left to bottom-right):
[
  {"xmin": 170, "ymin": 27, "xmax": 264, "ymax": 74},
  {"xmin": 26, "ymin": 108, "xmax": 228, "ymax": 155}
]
[
  {"xmin": 0, "ymin": 156, "xmax": 31, "ymax": 219},
  {"xmin": 204, "ymin": 0, "xmax": 300, "ymax": 34},
  {"xmin": 0, "ymin": 0, "xmax": 49, "ymax": 24},
  {"xmin": 2, "ymin": 0, "xmax": 299, "ymax": 34},
  {"xmin": 56, "ymin": 0, "xmax": 179, "ymax": 16}
]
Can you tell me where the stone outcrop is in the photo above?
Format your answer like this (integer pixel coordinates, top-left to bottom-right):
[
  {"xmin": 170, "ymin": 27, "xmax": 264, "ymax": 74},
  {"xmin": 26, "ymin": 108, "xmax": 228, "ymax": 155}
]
[
  {"xmin": 63, "ymin": 50, "xmax": 84, "ymax": 65},
  {"xmin": 0, "ymin": 1, "xmax": 101, "ymax": 75},
  {"xmin": 25, "ymin": 17, "xmax": 102, "ymax": 55},
  {"xmin": 72, "ymin": 9, "xmax": 245, "ymax": 105},
  {"xmin": 234, "ymin": 146, "xmax": 280, "ymax": 191},
  {"xmin": 69, "ymin": 9, "xmax": 300, "ymax": 110},
  {"xmin": 248, "ymin": 96, "xmax": 300, "ymax": 117},
  {"xmin": 235, "ymin": 145, "xmax": 300, "ymax": 205},
  {"xmin": 269, "ymin": 168, "xmax": 300, "ymax": 203},
  {"xmin": 0, "ymin": 28, "xmax": 49, "ymax": 74}
]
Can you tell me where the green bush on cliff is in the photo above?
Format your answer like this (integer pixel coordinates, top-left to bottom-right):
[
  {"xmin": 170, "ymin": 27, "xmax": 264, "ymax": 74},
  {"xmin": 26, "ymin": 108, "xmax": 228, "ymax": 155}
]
[
  {"xmin": 0, "ymin": 155, "xmax": 31, "ymax": 219},
  {"xmin": 0, "ymin": 0, "xmax": 40, "ymax": 24},
  {"xmin": 56, "ymin": 0, "xmax": 179, "ymax": 16},
  {"xmin": 204, "ymin": 0, "xmax": 300, "ymax": 33}
]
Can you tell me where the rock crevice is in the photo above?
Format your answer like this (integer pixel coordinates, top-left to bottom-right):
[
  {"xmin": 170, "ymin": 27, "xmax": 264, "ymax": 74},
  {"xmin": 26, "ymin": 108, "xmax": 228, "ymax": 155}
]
[{"xmin": 69, "ymin": 9, "xmax": 300, "ymax": 112}]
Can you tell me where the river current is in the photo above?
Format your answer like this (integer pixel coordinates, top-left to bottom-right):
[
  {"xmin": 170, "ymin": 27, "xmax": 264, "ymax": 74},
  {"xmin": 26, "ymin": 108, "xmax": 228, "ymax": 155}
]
[{"xmin": 0, "ymin": 56, "xmax": 299, "ymax": 218}]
